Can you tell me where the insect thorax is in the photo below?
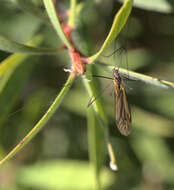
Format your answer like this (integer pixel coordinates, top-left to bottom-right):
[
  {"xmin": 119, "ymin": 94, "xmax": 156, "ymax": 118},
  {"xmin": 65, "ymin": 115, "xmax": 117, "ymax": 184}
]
[{"xmin": 113, "ymin": 68, "xmax": 122, "ymax": 88}]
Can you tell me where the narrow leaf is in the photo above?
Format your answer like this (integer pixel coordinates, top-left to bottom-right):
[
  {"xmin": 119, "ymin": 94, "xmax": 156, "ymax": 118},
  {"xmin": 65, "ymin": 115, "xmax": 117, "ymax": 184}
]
[
  {"xmin": 0, "ymin": 35, "xmax": 61, "ymax": 54},
  {"xmin": 117, "ymin": 66, "xmax": 174, "ymax": 89},
  {"xmin": 0, "ymin": 73, "xmax": 75, "ymax": 166},
  {"xmin": 68, "ymin": 0, "xmax": 77, "ymax": 27},
  {"xmin": 99, "ymin": 64, "xmax": 174, "ymax": 89},
  {"xmin": 89, "ymin": 0, "xmax": 133, "ymax": 62},
  {"xmin": 0, "ymin": 56, "xmax": 37, "ymax": 127},
  {"xmin": 84, "ymin": 69, "xmax": 118, "ymax": 171},
  {"xmin": 43, "ymin": 0, "xmax": 72, "ymax": 49},
  {"xmin": 0, "ymin": 35, "xmax": 43, "ymax": 94},
  {"xmin": 122, "ymin": 0, "xmax": 173, "ymax": 13},
  {"xmin": 15, "ymin": 0, "xmax": 49, "ymax": 23},
  {"xmin": 87, "ymin": 108, "xmax": 105, "ymax": 190}
]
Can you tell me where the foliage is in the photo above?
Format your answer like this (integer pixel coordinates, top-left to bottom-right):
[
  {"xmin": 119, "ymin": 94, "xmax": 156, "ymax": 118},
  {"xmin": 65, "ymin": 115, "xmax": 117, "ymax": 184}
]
[{"xmin": 0, "ymin": 0, "xmax": 174, "ymax": 190}]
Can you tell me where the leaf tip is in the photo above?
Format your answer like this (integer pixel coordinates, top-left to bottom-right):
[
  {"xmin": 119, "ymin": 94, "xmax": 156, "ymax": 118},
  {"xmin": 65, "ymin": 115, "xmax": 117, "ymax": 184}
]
[{"xmin": 110, "ymin": 162, "xmax": 118, "ymax": 171}]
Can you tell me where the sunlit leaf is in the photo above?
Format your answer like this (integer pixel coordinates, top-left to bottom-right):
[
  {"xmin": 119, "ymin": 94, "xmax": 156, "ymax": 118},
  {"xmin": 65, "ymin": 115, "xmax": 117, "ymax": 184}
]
[
  {"xmin": 89, "ymin": 0, "xmax": 133, "ymax": 62},
  {"xmin": 17, "ymin": 160, "xmax": 115, "ymax": 190}
]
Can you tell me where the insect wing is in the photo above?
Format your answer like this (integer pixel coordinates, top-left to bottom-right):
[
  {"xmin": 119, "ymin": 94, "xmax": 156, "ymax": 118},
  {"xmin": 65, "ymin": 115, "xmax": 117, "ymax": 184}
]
[{"xmin": 114, "ymin": 81, "xmax": 131, "ymax": 136}]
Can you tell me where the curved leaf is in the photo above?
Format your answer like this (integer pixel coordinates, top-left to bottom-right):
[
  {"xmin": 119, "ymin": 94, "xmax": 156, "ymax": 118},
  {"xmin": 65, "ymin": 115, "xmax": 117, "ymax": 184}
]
[
  {"xmin": 0, "ymin": 57, "xmax": 37, "ymax": 127},
  {"xmin": 122, "ymin": 0, "xmax": 173, "ymax": 13},
  {"xmin": 0, "ymin": 35, "xmax": 62, "ymax": 54},
  {"xmin": 89, "ymin": 0, "xmax": 133, "ymax": 63},
  {"xmin": 15, "ymin": 0, "xmax": 49, "ymax": 23},
  {"xmin": 0, "ymin": 73, "xmax": 75, "ymax": 166},
  {"xmin": 43, "ymin": 0, "xmax": 72, "ymax": 49},
  {"xmin": 0, "ymin": 35, "xmax": 44, "ymax": 94}
]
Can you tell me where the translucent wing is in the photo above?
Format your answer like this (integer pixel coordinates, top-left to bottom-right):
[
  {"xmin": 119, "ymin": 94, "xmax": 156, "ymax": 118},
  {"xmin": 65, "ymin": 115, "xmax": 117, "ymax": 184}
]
[{"xmin": 113, "ymin": 69, "xmax": 131, "ymax": 136}]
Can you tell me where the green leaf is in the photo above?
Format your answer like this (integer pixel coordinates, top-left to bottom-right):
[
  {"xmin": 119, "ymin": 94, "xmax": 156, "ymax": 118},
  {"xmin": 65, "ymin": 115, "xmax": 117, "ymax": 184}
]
[
  {"xmin": 83, "ymin": 67, "xmax": 118, "ymax": 171},
  {"xmin": 0, "ymin": 56, "xmax": 38, "ymax": 127},
  {"xmin": 0, "ymin": 73, "xmax": 75, "ymax": 165},
  {"xmin": 16, "ymin": 89, "xmax": 54, "ymax": 138},
  {"xmin": 120, "ymin": 0, "xmax": 173, "ymax": 13},
  {"xmin": 0, "ymin": 35, "xmax": 43, "ymax": 94},
  {"xmin": 87, "ymin": 109, "xmax": 105, "ymax": 190},
  {"xmin": 17, "ymin": 160, "xmax": 114, "ymax": 190},
  {"xmin": 0, "ymin": 10, "xmax": 41, "ymax": 43},
  {"xmin": 103, "ymin": 65, "xmax": 174, "ymax": 89},
  {"xmin": 15, "ymin": 0, "xmax": 49, "ymax": 23},
  {"xmin": 0, "ymin": 35, "xmax": 61, "ymax": 54},
  {"xmin": 89, "ymin": 0, "xmax": 133, "ymax": 62},
  {"xmin": 43, "ymin": 0, "xmax": 72, "ymax": 49},
  {"xmin": 132, "ymin": 107, "xmax": 174, "ymax": 137},
  {"xmin": 68, "ymin": 0, "xmax": 77, "ymax": 27},
  {"xmin": 131, "ymin": 134, "xmax": 174, "ymax": 183}
]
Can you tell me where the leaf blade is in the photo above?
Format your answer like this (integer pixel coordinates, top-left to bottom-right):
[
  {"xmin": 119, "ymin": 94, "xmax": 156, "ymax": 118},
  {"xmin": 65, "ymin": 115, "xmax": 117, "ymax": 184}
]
[
  {"xmin": 0, "ymin": 73, "xmax": 75, "ymax": 166},
  {"xmin": 43, "ymin": 0, "xmax": 72, "ymax": 49},
  {"xmin": 0, "ymin": 35, "xmax": 62, "ymax": 54},
  {"xmin": 89, "ymin": 0, "xmax": 133, "ymax": 62}
]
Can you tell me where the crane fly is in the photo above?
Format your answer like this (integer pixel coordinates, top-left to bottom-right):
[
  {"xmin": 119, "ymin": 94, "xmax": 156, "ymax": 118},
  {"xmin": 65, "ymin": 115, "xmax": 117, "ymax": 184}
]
[
  {"xmin": 113, "ymin": 67, "xmax": 131, "ymax": 136},
  {"xmin": 89, "ymin": 67, "xmax": 131, "ymax": 136}
]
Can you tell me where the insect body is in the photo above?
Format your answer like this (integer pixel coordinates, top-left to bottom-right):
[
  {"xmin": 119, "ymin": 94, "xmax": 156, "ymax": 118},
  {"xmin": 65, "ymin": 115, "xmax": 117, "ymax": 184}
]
[{"xmin": 113, "ymin": 68, "xmax": 131, "ymax": 136}]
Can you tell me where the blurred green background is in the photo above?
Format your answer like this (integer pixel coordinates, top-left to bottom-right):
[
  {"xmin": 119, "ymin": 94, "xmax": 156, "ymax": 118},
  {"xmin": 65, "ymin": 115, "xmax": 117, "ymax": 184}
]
[{"xmin": 0, "ymin": 0, "xmax": 174, "ymax": 190}]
